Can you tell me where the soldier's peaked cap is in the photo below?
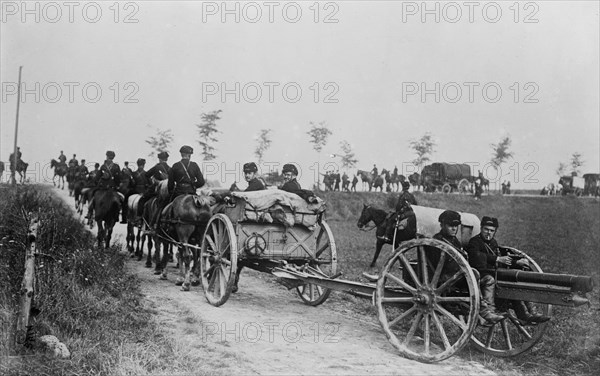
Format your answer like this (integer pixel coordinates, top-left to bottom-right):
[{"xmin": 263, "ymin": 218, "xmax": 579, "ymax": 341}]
[
  {"xmin": 157, "ymin": 151, "xmax": 169, "ymax": 159},
  {"xmin": 402, "ymin": 181, "xmax": 410, "ymax": 189},
  {"xmin": 179, "ymin": 145, "xmax": 193, "ymax": 154},
  {"xmin": 481, "ymin": 216, "xmax": 499, "ymax": 228},
  {"xmin": 137, "ymin": 158, "xmax": 146, "ymax": 165},
  {"xmin": 243, "ymin": 162, "xmax": 258, "ymax": 173},
  {"xmin": 282, "ymin": 164, "xmax": 298, "ymax": 175},
  {"xmin": 439, "ymin": 210, "xmax": 461, "ymax": 225},
  {"xmin": 106, "ymin": 150, "xmax": 115, "ymax": 158}
]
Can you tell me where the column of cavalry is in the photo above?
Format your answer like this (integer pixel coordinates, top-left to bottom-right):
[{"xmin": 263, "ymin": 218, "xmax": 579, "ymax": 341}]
[{"xmin": 64, "ymin": 150, "xmax": 594, "ymax": 364}]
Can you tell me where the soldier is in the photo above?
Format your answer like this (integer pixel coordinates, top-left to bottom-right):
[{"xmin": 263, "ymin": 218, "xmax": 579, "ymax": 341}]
[
  {"xmin": 58, "ymin": 150, "xmax": 67, "ymax": 164},
  {"xmin": 68, "ymin": 154, "xmax": 78, "ymax": 168},
  {"xmin": 379, "ymin": 198, "xmax": 416, "ymax": 244},
  {"xmin": 466, "ymin": 217, "xmax": 549, "ymax": 325},
  {"xmin": 122, "ymin": 161, "xmax": 133, "ymax": 177},
  {"xmin": 396, "ymin": 181, "xmax": 417, "ymax": 210},
  {"xmin": 334, "ymin": 170, "xmax": 341, "ymax": 191},
  {"xmin": 434, "ymin": 211, "xmax": 504, "ymax": 325},
  {"xmin": 371, "ymin": 164, "xmax": 378, "ymax": 178},
  {"xmin": 242, "ymin": 162, "xmax": 266, "ymax": 192},
  {"xmin": 280, "ymin": 163, "xmax": 318, "ymax": 203},
  {"xmin": 86, "ymin": 151, "xmax": 122, "ymax": 219},
  {"xmin": 123, "ymin": 158, "xmax": 149, "ymax": 219},
  {"xmin": 78, "ymin": 159, "xmax": 89, "ymax": 179},
  {"xmin": 341, "ymin": 172, "xmax": 349, "ymax": 191},
  {"xmin": 167, "ymin": 145, "xmax": 205, "ymax": 198},
  {"xmin": 87, "ymin": 163, "xmax": 100, "ymax": 184},
  {"xmin": 145, "ymin": 151, "xmax": 171, "ymax": 190},
  {"xmin": 351, "ymin": 175, "xmax": 358, "ymax": 192}
]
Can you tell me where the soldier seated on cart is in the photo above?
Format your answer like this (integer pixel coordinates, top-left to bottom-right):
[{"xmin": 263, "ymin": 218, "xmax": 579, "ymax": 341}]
[
  {"xmin": 280, "ymin": 163, "xmax": 318, "ymax": 204},
  {"xmin": 467, "ymin": 217, "xmax": 550, "ymax": 325},
  {"xmin": 432, "ymin": 211, "xmax": 505, "ymax": 325}
]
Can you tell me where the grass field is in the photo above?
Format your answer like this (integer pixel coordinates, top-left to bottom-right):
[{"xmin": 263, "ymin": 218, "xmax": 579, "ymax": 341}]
[{"xmin": 321, "ymin": 190, "xmax": 599, "ymax": 376}]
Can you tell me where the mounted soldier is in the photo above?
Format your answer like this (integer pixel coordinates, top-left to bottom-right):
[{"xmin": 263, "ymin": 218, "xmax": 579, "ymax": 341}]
[
  {"xmin": 58, "ymin": 150, "xmax": 67, "ymax": 165},
  {"xmin": 68, "ymin": 154, "xmax": 78, "ymax": 168},
  {"xmin": 86, "ymin": 151, "xmax": 122, "ymax": 220},
  {"xmin": 167, "ymin": 145, "xmax": 205, "ymax": 199},
  {"xmin": 131, "ymin": 158, "xmax": 150, "ymax": 216},
  {"xmin": 396, "ymin": 181, "xmax": 418, "ymax": 209},
  {"xmin": 78, "ymin": 159, "xmax": 89, "ymax": 176}
]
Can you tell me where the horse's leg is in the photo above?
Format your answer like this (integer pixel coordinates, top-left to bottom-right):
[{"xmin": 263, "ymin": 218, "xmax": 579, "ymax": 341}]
[
  {"xmin": 145, "ymin": 233, "xmax": 154, "ymax": 268},
  {"xmin": 160, "ymin": 238, "xmax": 170, "ymax": 281},
  {"xmin": 126, "ymin": 223, "xmax": 134, "ymax": 255},
  {"xmin": 106, "ymin": 222, "xmax": 115, "ymax": 248},
  {"xmin": 232, "ymin": 265, "xmax": 243, "ymax": 293},
  {"xmin": 370, "ymin": 239, "xmax": 385, "ymax": 268},
  {"xmin": 97, "ymin": 221, "xmax": 104, "ymax": 248}
]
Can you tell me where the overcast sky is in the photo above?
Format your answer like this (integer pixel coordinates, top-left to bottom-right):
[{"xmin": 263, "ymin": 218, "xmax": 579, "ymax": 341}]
[{"xmin": 1, "ymin": 0, "xmax": 598, "ymax": 189}]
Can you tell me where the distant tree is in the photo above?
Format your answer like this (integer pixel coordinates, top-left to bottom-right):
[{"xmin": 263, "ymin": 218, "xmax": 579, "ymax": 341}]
[
  {"xmin": 339, "ymin": 140, "xmax": 358, "ymax": 170},
  {"xmin": 145, "ymin": 126, "xmax": 174, "ymax": 158},
  {"xmin": 254, "ymin": 129, "xmax": 272, "ymax": 164},
  {"xmin": 196, "ymin": 110, "xmax": 223, "ymax": 161},
  {"xmin": 570, "ymin": 152, "xmax": 584, "ymax": 176},
  {"xmin": 490, "ymin": 135, "xmax": 514, "ymax": 168},
  {"xmin": 307, "ymin": 121, "xmax": 332, "ymax": 154},
  {"xmin": 409, "ymin": 132, "xmax": 436, "ymax": 170},
  {"xmin": 556, "ymin": 162, "xmax": 568, "ymax": 177}
]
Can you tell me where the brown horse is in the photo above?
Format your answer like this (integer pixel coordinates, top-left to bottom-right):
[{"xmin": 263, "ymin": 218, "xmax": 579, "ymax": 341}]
[
  {"xmin": 9, "ymin": 159, "xmax": 28, "ymax": 184},
  {"xmin": 160, "ymin": 194, "xmax": 213, "ymax": 291},
  {"xmin": 92, "ymin": 188, "xmax": 121, "ymax": 248},
  {"xmin": 357, "ymin": 204, "xmax": 417, "ymax": 267},
  {"xmin": 357, "ymin": 169, "xmax": 373, "ymax": 191},
  {"xmin": 50, "ymin": 159, "xmax": 67, "ymax": 189},
  {"xmin": 126, "ymin": 193, "xmax": 148, "ymax": 260},
  {"xmin": 408, "ymin": 172, "xmax": 421, "ymax": 191}
]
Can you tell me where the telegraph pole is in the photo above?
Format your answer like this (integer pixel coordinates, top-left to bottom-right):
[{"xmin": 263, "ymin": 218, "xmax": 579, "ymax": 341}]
[{"xmin": 11, "ymin": 66, "xmax": 23, "ymax": 185}]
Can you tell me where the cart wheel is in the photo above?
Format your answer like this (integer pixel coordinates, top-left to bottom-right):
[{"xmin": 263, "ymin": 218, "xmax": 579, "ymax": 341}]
[
  {"xmin": 470, "ymin": 248, "xmax": 551, "ymax": 356},
  {"xmin": 458, "ymin": 179, "xmax": 470, "ymax": 194},
  {"xmin": 441, "ymin": 184, "xmax": 452, "ymax": 194},
  {"xmin": 296, "ymin": 220, "xmax": 338, "ymax": 306},
  {"xmin": 375, "ymin": 238, "xmax": 480, "ymax": 362},
  {"xmin": 200, "ymin": 214, "xmax": 238, "ymax": 307}
]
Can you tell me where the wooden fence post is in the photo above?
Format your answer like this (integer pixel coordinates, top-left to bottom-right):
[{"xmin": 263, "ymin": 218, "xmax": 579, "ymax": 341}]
[{"xmin": 15, "ymin": 213, "xmax": 39, "ymax": 349}]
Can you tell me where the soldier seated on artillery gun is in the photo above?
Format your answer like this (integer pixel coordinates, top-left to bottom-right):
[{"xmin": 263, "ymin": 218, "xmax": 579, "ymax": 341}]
[
  {"xmin": 433, "ymin": 211, "xmax": 505, "ymax": 325},
  {"xmin": 467, "ymin": 216, "xmax": 550, "ymax": 325}
]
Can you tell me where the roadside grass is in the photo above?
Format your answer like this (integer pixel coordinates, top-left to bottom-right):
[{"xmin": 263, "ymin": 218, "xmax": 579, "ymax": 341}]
[
  {"xmin": 320, "ymin": 190, "xmax": 599, "ymax": 376},
  {"xmin": 0, "ymin": 184, "xmax": 217, "ymax": 376}
]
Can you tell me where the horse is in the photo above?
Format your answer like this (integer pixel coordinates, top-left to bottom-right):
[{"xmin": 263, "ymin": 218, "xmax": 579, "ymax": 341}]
[
  {"xmin": 50, "ymin": 159, "xmax": 67, "ymax": 189},
  {"xmin": 372, "ymin": 174, "xmax": 385, "ymax": 192},
  {"xmin": 357, "ymin": 170, "xmax": 373, "ymax": 191},
  {"xmin": 66, "ymin": 166, "xmax": 78, "ymax": 196},
  {"xmin": 357, "ymin": 204, "xmax": 417, "ymax": 267},
  {"xmin": 73, "ymin": 171, "xmax": 88, "ymax": 215},
  {"xmin": 408, "ymin": 172, "xmax": 421, "ymax": 191},
  {"xmin": 91, "ymin": 188, "xmax": 121, "ymax": 248},
  {"xmin": 9, "ymin": 159, "xmax": 28, "ymax": 184},
  {"xmin": 160, "ymin": 194, "xmax": 213, "ymax": 291},
  {"xmin": 382, "ymin": 169, "xmax": 403, "ymax": 193},
  {"xmin": 126, "ymin": 194, "xmax": 148, "ymax": 260}
]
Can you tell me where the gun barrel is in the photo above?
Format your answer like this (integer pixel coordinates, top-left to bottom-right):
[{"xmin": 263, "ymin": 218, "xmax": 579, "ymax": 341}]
[{"xmin": 494, "ymin": 269, "xmax": 594, "ymax": 292}]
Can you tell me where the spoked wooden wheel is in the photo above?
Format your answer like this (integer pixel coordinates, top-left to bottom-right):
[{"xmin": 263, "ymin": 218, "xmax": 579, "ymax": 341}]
[
  {"xmin": 442, "ymin": 184, "xmax": 452, "ymax": 194},
  {"xmin": 296, "ymin": 221, "xmax": 338, "ymax": 306},
  {"xmin": 375, "ymin": 238, "xmax": 480, "ymax": 362},
  {"xmin": 470, "ymin": 248, "xmax": 551, "ymax": 356},
  {"xmin": 200, "ymin": 214, "xmax": 238, "ymax": 307},
  {"xmin": 458, "ymin": 179, "xmax": 471, "ymax": 194}
]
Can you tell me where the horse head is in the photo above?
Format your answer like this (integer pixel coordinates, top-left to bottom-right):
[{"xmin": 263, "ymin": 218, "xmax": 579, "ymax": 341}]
[{"xmin": 357, "ymin": 204, "xmax": 372, "ymax": 229}]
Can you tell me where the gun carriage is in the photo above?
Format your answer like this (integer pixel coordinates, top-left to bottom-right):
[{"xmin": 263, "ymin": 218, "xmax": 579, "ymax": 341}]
[
  {"xmin": 421, "ymin": 163, "xmax": 473, "ymax": 194},
  {"xmin": 198, "ymin": 191, "xmax": 593, "ymax": 363}
]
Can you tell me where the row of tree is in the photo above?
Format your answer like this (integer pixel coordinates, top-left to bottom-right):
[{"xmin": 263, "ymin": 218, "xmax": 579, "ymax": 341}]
[{"xmin": 145, "ymin": 110, "xmax": 586, "ymax": 179}]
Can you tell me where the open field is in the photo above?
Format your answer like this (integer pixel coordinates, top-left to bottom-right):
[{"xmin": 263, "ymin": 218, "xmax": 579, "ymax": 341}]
[{"xmin": 322, "ymin": 190, "xmax": 600, "ymax": 376}]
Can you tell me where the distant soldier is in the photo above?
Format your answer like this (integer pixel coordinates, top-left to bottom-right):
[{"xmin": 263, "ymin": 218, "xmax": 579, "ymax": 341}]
[
  {"xmin": 168, "ymin": 145, "xmax": 205, "ymax": 198},
  {"xmin": 341, "ymin": 172, "xmax": 349, "ymax": 192},
  {"xmin": 78, "ymin": 159, "xmax": 89, "ymax": 177},
  {"xmin": 68, "ymin": 154, "xmax": 78, "ymax": 168},
  {"xmin": 124, "ymin": 158, "xmax": 149, "ymax": 219},
  {"xmin": 371, "ymin": 164, "xmax": 378, "ymax": 179},
  {"xmin": 87, "ymin": 151, "xmax": 121, "ymax": 219},
  {"xmin": 334, "ymin": 170, "xmax": 341, "ymax": 191},
  {"xmin": 58, "ymin": 150, "xmax": 67, "ymax": 164},
  {"xmin": 351, "ymin": 175, "xmax": 358, "ymax": 192},
  {"xmin": 506, "ymin": 181, "xmax": 511, "ymax": 194},
  {"xmin": 501, "ymin": 181, "xmax": 507, "ymax": 194},
  {"xmin": 395, "ymin": 181, "xmax": 417, "ymax": 210},
  {"xmin": 87, "ymin": 163, "xmax": 100, "ymax": 185}
]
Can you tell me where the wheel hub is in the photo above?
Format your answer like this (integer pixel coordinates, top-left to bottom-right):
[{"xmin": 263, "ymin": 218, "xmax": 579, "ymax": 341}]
[{"xmin": 414, "ymin": 287, "xmax": 436, "ymax": 311}]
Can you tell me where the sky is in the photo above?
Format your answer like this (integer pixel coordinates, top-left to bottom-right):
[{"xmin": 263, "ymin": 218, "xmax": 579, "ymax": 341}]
[{"xmin": 1, "ymin": 0, "xmax": 598, "ymax": 190}]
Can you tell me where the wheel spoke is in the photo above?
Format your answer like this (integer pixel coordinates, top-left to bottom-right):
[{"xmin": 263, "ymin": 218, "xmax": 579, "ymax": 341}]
[
  {"xmin": 208, "ymin": 267, "xmax": 217, "ymax": 292},
  {"xmin": 389, "ymin": 305, "xmax": 417, "ymax": 328},
  {"xmin": 218, "ymin": 266, "xmax": 227, "ymax": 297},
  {"xmin": 436, "ymin": 296, "xmax": 471, "ymax": 303},
  {"xmin": 434, "ymin": 303, "xmax": 468, "ymax": 331},
  {"xmin": 507, "ymin": 316, "xmax": 533, "ymax": 339},
  {"xmin": 315, "ymin": 242, "xmax": 329, "ymax": 259},
  {"xmin": 485, "ymin": 325, "xmax": 496, "ymax": 348},
  {"xmin": 203, "ymin": 263, "xmax": 216, "ymax": 278},
  {"xmin": 380, "ymin": 296, "xmax": 416, "ymax": 304},
  {"xmin": 501, "ymin": 319, "xmax": 513, "ymax": 350},
  {"xmin": 206, "ymin": 236, "xmax": 218, "ymax": 253},
  {"xmin": 419, "ymin": 246, "xmax": 429, "ymax": 286},
  {"xmin": 398, "ymin": 253, "xmax": 422, "ymax": 288},
  {"xmin": 384, "ymin": 272, "xmax": 417, "ymax": 295},
  {"xmin": 430, "ymin": 251, "xmax": 447, "ymax": 288},
  {"xmin": 435, "ymin": 271, "xmax": 464, "ymax": 295},
  {"xmin": 432, "ymin": 311, "xmax": 451, "ymax": 350},
  {"xmin": 423, "ymin": 313, "xmax": 431, "ymax": 355},
  {"xmin": 404, "ymin": 312, "xmax": 423, "ymax": 346}
]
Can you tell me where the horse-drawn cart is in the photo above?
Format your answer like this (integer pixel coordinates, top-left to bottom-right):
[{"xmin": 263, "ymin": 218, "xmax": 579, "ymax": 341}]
[
  {"xmin": 421, "ymin": 163, "xmax": 472, "ymax": 194},
  {"xmin": 199, "ymin": 190, "xmax": 338, "ymax": 307},
  {"xmin": 197, "ymin": 194, "xmax": 594, "ymax": 363}
]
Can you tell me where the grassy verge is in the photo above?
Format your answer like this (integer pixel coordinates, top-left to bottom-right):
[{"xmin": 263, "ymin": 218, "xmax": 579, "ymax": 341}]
[
  {"xmin": 0, "ymin": 185, "xmax": 215, "ymax": 376},
  {"xmin": 320, "ymin": 190, "xmax": 599, "ymax": 376}
]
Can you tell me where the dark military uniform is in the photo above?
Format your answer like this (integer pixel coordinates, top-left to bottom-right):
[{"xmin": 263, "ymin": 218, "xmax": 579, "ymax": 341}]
[
  {"xmin": 95, "ymin": 160, "xmax": 121, "ymax": 189},
  {"xmin": 146, "ymin": 161, "xmax": 170, "ymax": 182},
  {"xmin": 133, "ymin": 167, "xmax": 150, "ymax": 194},
  {"xmin": 395, "ymin": 190, "xmax": 418, "ymax": 210},
  {"xmin": 58, "ymin": 153, "xmax": 67, "ymax": 164},
  {"xmin": 246, "ymin": 177, "xmax": 266, "ymax": 192},
  {"xmin": 78, "ymin": 163, "xmax": 89, "ymax": 176},
  {"xmin": 68, "ymin": 157, "xmax": 78, "ymax": 168},
  {"xmin": 168, "ymin": 159, "xmax": 205, "ymax": 197},
  {"xmin": 467, "ymin": 234, "xmax": 500, "ymax": 278},
  {"xmin": 281, "ymin": 179, "xmax": 302, "ymax": 193}
]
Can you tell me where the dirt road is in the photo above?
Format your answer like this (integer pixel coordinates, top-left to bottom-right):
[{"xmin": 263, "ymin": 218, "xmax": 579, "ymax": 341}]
[{"xmin": 58, "ymin": 188, "xmax": 497, "ymax": 375}]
